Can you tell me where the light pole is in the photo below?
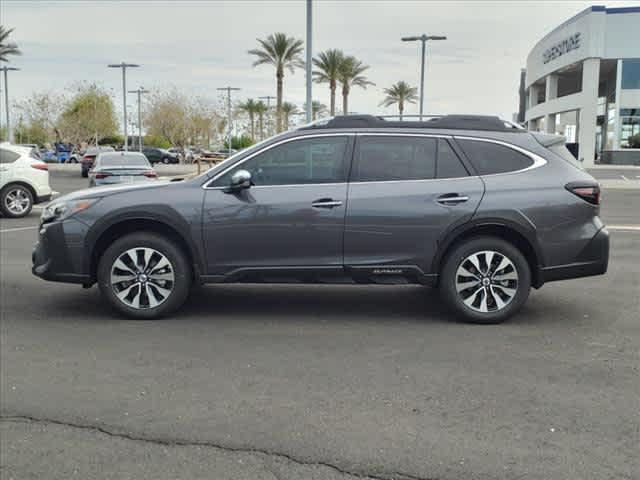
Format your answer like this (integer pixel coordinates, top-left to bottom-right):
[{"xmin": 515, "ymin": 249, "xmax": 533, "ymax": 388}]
[
  {"xmin": 108, "ymin": 62, "xmax": 140, "ymax": 150},
  {"xmin": 217, "ymin": 86, "xmax": 241, "ymax": 156},
  {"xmin": 1, "ymin": 66, "xmax": 20, "ymax": 143},
  {"xmin": 401, "ymin": 34, "xmax": 446, "ymax": 120},
  {"xmin": 259, "ymin": 95, "xmax": 276, "ymax": 136},
  {"xmin": 128, "ymin": 87, "xmax": 149, "ymax": 151},
  {"xmin": 305, "ymin": 0, "xmax": 313, "ymax": 123}
]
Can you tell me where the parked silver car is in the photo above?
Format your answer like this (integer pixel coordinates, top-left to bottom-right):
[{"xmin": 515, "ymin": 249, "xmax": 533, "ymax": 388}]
[{"xmin": 88, "ymin": 152, "xmax": 157, "ymax": 187}]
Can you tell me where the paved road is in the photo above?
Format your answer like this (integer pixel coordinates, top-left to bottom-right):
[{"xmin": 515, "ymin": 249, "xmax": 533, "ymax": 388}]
[{"xmin": 1, "ymin": 171, "xmax": 638, "ymax": 480}]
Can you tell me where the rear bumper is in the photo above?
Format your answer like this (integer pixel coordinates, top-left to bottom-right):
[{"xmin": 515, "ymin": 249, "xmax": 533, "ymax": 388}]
[{"xmin": 538, "ymin": 227, "xmax": 609, "ymax": 284}]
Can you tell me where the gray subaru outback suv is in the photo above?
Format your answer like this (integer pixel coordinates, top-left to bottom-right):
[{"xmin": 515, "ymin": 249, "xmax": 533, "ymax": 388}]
[{"xmin": 32, "ymin": 115, "xmax": 609, "ymax": 323}]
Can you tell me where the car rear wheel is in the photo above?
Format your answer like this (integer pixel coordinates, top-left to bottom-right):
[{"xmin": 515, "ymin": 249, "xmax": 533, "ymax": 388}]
[
  {"xmin": 0, "ymin": 184, "xmax": 34, "ymax": 218},
  {"xmin": 439, "ymin": 236, "xmax": 531, "ymax": 324},
  {"xmin": 97, "ymin": 233, "xmax": 192, "ymax": 319},
  {"xmin": 81, "ymin": 168, "xmax": 88, "ymax": 178},
  {"xmin": 162, "ymin": 157, "xmax": 170, "ymax": 164}
]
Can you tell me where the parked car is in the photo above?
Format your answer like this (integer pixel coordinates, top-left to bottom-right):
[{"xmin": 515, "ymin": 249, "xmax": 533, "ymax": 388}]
[
  {"xmin": 1, "ymin": 142, "xmax": 52, "ymax": 218},
  {"xmin": 142, "ymin": 147, "xmax": 179, "ymax": 164},
  {"xmin": 68, "ymin": 146, "xmax": 85, "ymax": 164},
  {"xmin": 89, "ymin": 152, "xmax": 157, "ymax": 187},
  {"xmin": 32, "ymin": 114, "xmax": 609, "ymax": 322},
  {"xmin": 81, "ymin": 146, "xmax": 115, "ymax": 177}
]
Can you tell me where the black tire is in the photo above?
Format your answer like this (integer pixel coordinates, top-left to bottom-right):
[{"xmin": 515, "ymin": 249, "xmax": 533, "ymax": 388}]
[
  {"xmin": 0, "ymin": 184, "xmax": 34, "ymax": 218},
  {"xmin": 162, "ymin": 157, "xmax": 170, "ymax": 164},
  {"xmin": 439, "ymin": 236, "xmax": 531, "ymax": 324},
  {"xmin": 97, "ymin": 232, "xmax": 192, "ymax": 319},
  {"xmin": 81, "ymin": 168, "xmax": 88, "ymax": 178}
]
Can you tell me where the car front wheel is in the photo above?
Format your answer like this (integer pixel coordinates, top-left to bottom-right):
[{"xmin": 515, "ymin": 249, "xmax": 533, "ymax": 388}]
[
  {"xmin": 97, "ymin": 233, "xmax": 192, "ymax": 319},
  {"xmin": 439, "ymin": 236, "xmax": 531, "ymax": 324},
  {"xmin": 0, "ymin": 184, "xmax": 34, "ymax": 218}
]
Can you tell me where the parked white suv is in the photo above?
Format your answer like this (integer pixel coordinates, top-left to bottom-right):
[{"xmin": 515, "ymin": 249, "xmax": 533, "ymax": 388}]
[{"xmin": 0, "ymin": 143, "xmax": 53, "ymax": 218}]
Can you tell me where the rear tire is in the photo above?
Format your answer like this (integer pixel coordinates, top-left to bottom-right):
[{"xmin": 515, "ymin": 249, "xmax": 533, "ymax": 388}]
[
  {"xmin": 162, "ymin": 157, "xmax": 170, "ymax": 164},
  {"xmin": 439, "ymin": 236, "xmax": 531, "ymax": 324},
  {"xmin": 81, "ymin": 168, "xmax": 88, "ymax": 178},
  {"xmin": 97, "ymin": 232, "xmax": 192, "ymax": 319},
  {"xmin": 0, "ymin": 184, "xmax": 34, "ymax": 218}
]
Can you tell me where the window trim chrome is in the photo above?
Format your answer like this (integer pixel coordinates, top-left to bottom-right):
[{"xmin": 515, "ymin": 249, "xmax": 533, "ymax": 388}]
[{"xmin": 202, "ymin": 131, "xmax": 547, "ymax": 190}]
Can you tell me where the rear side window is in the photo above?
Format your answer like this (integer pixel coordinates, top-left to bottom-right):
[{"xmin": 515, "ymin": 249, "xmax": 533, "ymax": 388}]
[
  {"xmin": 457, "ymin": 139, "xmax": 534, "ymax": 175},
  {"xmin": 0, "ymin": 148, "xmax": 20, "ymax": 164},
  {"xmin": 353, "ymin": 136, "xmax": 436, "ymax": 182},
  {"xmin": 436, "ymin": 139, "xmax": 468, "ymax": 178}
]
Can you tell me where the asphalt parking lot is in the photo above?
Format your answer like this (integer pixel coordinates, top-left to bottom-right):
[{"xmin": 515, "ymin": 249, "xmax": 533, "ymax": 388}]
[{"xmin": 1, "ymin": 167, "xmax": 639, "ymax": 480}]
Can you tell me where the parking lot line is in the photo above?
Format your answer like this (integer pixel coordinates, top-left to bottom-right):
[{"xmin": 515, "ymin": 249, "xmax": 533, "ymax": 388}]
[
  {"xmin": 608, "ymin": 225, "xmax": 640, "ymax": 231},
  {"xmin": 0, "ymin": 226, "xmax": 39, "ymax": 233}
]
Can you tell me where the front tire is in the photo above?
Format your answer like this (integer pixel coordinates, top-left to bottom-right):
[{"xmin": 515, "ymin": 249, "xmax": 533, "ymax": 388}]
[
  {"xmin": 439, "ymin": 236, "xmax": 531, "ymax": 324},
  {"xmin": 97, "ymin": 233, "xmax": 192, "ymax": 319},
  {"xmin": 162, "ymin": 157, "xmax": 170, "ymax": 164},
  {"xmin": 0, "ymin": 184, "xmax": 34, "ymax": 218}
]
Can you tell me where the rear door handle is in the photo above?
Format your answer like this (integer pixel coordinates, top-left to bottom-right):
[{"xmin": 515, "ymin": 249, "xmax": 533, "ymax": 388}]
[
  {"xmin": 436, "ymin": 194, "xmax": 469, "ymax": 206},
  {"xmin": 312, "ymin": 198, "xmax": 343, "ymax": 209}
]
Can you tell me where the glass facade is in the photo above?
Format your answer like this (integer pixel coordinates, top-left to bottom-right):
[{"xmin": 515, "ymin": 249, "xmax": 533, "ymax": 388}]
[
  {"xmin": 620, "ymin": 108, "xmax": 640, "ymax": 148},
  {"xmin": 621, "ymin": 59, "xmax": 640, "ymax": 90}
]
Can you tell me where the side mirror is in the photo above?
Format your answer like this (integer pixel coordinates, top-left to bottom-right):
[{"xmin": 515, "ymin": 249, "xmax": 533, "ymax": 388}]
[{"xmin": 228, "ymin": 169, "xmax": 252, "ymax": 191}]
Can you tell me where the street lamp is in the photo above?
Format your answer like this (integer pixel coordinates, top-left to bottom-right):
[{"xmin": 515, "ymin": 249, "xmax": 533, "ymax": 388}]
[
  {"xmin": 305, "ymin": 0, "xmax": 313, "ymax": 123},
  {"xmin": 401, "ymin": 34, "xmax": 446, "ymax": 120},
  {"xmin": 217, "ymin": 86, "xmax": 241, "ymax": 156},
  {"xmin": 108, "ymin": 62, "xmax": 140, "ymax": 150},
  {"xmin": 128, "ymin": 87, "xmax": 149, "ymax": 151},
  {"xmin": 1, "ymin": 66, "xmax": 20, "ymax": 143}
]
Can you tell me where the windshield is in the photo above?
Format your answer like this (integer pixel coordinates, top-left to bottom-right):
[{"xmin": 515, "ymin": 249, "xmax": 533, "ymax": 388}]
[
  {"xmin": 98, "ymin": 153, "xmax": 150, "ymax": 167},
  {"xmin": 196, "ymin": 136, "xmax": 277, "ymax": 179}
]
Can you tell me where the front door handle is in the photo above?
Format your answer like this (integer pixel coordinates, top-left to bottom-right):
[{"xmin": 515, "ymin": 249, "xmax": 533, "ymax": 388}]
[
  {"xmin": 312, "ymin": 198, "xmax": 343, "ymax": 209},
  {"xmin": 436, "ymin": 193, "xmax": 469, "ymax": 206}
]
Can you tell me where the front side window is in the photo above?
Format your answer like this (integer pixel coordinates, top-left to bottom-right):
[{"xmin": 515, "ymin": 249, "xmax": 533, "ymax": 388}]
[
  {"xmin": 212, "ymin": 136, "xmax": 349, "ymax": 187},
  {"xmin": 457, "ymin": 139, "xmax": 534, "ymax": 175},
  {"xmin": 352, "ymin": 136, "xmax": 436, "ymax": 182},
  {"xmin": 0, "ymin": 148, "xmax": 21, "ymax": 164}
]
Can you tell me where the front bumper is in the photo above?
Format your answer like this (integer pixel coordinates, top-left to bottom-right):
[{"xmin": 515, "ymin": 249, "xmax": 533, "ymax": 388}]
[
  {"xmin": 32, "ymin": 219, "xmax": 91, "ymax": 285},
  {"xmin": 538, "ymin": 226, "xmax": 610, "ymax": 284}
]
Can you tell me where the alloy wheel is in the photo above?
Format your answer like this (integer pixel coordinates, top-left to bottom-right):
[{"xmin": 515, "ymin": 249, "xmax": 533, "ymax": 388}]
[
  {"xmin": 455, "ymin": 250, "xmax": 519, "ymax": 313},
  {"xmin": 110, "ymin": 247, "xmax": 175, "ymax": 309},
  {"xmin": 4, "ymin": 187, "xmax": 32, "ymax": 216}
]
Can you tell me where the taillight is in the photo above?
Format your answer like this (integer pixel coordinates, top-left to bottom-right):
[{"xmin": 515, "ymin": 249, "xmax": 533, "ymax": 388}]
[
  {"xmin": 566, "ymin": 182, "xmax": 601, "ymax": 205},
  {"xmin": 143, "ymin": 171, "xmax": 157, "ymax": 178},
  {"xmin": 31, "ymin": 163, "xmax": 48, "ymax": 171},
  {"xmin": 94, "ymin": 172, "xmax": 111, "ymax": 179}
]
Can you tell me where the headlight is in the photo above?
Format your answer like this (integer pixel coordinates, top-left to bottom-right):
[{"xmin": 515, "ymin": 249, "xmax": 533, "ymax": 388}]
[{"xmin": 41, "ymin": 198, "xmax": 100, "ymax": 224}]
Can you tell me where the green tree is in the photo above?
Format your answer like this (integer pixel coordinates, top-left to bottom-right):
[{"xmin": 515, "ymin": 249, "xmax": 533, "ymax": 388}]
[
  {"xmin": 144, "ymin": 88, "xmax": 189, "ymax": 146},
  {"xmin": 312, "ymin": 49, "xmax": 344, "ymax": 116},
  {"xmin": 0, "ymin": 25, "xmax": 22, "ymax": 62},
  {"xmin": 57, "ymin": 84, "xmax": 118, "ymax": 145},
  {"xmin": 254, "ymin": 100, "xmax": 268, "ymax": 140},
  {"xmin": 311, "ymin": 101, "xmax": 328, "ymax": 120},
  {"xmin": 249, "ymin": 32, "xmax": 304, "ymax": 133},
  {"xmin": 143, "ymin": 134, "xmax": 171, "ymax": 148},
  {"xmin": 239, "ymin": 98, "xmax": 260, "ymax": 141},
  {"xmin": 281, "ymin": 102, "xmax": 298, "ymax": 129},
  {"xmin": 379, "ymin": 81, "xmax": 418, "ymax": 120},
  {"xmin": 14, "ymin": 91, "xmax": 63, "ymax": 144},
  {"xmin": 339, "ymin": 56, "xmax": 374, "ymax": 115},
  {"xmin": 224, "ymin": 134, "xmax": 254, "ymax": 150}
]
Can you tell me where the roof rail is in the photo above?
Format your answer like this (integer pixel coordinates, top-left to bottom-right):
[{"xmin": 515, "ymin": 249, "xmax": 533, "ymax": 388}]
[{"xmin": 298, "ymin": 114, "xmax": 523, "ymax": 132}]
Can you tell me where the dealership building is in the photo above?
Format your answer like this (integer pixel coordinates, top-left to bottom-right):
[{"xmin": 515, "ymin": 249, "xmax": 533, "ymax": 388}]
[{"xmin": 520, "ymin": 5, "xmax": 640, "ymax": 166}]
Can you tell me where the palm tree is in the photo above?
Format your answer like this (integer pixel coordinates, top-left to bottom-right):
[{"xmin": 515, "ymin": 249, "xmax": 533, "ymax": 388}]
[
  {"xmin": 311, "ymin": 101, "xmax": 327, "ymax": 120},
  {"xmin": 339, "ymin": 56, "xmax": 374, "ymax": 115},
  {"xmin": 312, "ymin": 49, "xmax": 344, "ymax": 116},
  {"xmin": 254, "ymin": 100, "xmax": 268, "ymax": 140},
  {"xmin": 0, "ymin": 26, "xmax": 22, "ymax": 62},
  {"xmin": 239, "ymin": 98, "xmax": 259, "ymax": 141},
  {"xmin": 379, "ymin": 81, "xmax": 418, "ymax": 120},
  {"xmin": 248, "ymin": 33, "xmax": 304, "ymax": 133},
  {"xmin": 281, "ymin": 102, "xmax": 298, "ymax": 129}
]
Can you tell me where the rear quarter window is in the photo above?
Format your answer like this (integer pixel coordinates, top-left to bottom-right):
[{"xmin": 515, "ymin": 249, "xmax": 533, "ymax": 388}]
[
  {"xmin": 0, "ymin": 148, "xmax": 21, "ymax": 164},
  {"xmin": 456, "ymin": 139, "xmax": 534, "ymax": 175}
]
